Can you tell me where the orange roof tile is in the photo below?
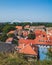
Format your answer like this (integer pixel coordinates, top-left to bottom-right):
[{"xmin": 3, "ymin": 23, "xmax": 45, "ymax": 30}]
[
  {"xmin": 48, "ymin": 30, "xmax": 52, "ymax": 35},
  {"xmin": 19, "ymin": 36, "xmax": 52, "ymax": 46},
  {"xmin": 7, "ymin": 30, "xmax": 14, "ymax": 34},
  {"xmin": 15, "ymin": 26, "xmax": 22, "ymax": 30},
  {"xmin": 17, "ymin": 44, "xmax": 25, "ymax": 49},
  {"xmin": 18, "ymin": 44, "xmax": 37, "ymax": 55},
  {"xmin": 46, "ymin": 34, "xmax": 52, "ymax": 42},
  {"xmin": 35, "ymin": 30, "xmax": 46, "ymax": 36},
  {"xmin": 19, "ymin": 39, "xmax": 35, "ymax": 44},
  {"xmin": 34, "ymin": 36, "xmax": 52, "ymax": 45}
]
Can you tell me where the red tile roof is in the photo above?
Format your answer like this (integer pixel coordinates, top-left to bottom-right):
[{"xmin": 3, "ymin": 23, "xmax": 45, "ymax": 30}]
[
  {"xmin": 48, "ymin": 30, "xmax": 52, "ymax": 32},
  {"xmin": 34, "ymin": 30, "xmax": 46, "ymax": 36},
  {"xmin": 16, "ymin": 26, "xmax": 22, "ymax": 30},
  {"xmin": 19, "ymin": 39, "xmax": 35, "ymax": 44},
  {"xmin": 46, "ymin": 34, "xmax": 52, "ymax": 41},
  {"xmin": 18, "ymin": 44, "xmax": 37, "ymax": 55},
  {"xmin": 7, "ymin": 30, "xmax": 14, "ymax": 34},
  {"xmin": 17, "ymin": 44, "xmax": 24, "ymax": 49},
  {"xmin": 19, "ymin": 36, "xmax": 52, "ymax": 45},
  {"xmin": 48, "ymin": 30, "xmax": 52, "ymax": 35}
]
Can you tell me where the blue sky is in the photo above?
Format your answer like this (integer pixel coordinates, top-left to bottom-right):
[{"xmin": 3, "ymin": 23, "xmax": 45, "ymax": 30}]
[{"xmin": 0, "ymin": 0, "xmax": 52, "ymax": 22}]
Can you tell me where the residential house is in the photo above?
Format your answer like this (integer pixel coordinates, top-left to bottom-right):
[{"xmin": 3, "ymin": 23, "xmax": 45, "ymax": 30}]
[
  {"xmin": 16, "ymin": 44, "xmax": 39, "ymax": 61},
  {"xmin": 24, "ymin": 25, "xmax": 30, "ymax": 29},
  {"xmin": 6, "ymin": 37, "xmax": 13, "ymax": 44}
]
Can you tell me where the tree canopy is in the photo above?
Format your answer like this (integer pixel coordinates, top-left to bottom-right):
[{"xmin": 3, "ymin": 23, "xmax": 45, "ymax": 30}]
[{"xmin": 28, "ymin": 33, "xmax": 36, "ymax": 39}]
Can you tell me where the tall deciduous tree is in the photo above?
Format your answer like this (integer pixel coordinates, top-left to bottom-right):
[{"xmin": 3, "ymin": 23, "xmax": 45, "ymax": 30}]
[{"xmin": 3, "ymin": 24, "xmax": 16, "ymax": 33}]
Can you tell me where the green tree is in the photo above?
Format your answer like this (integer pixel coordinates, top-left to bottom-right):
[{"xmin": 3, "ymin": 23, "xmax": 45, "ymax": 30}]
[
  {"xmin": 0, "ymin": 33, "xmax": 8, "ymax": 42},
  {"xmin": 2, "ymin": 24, "xmax": 16, "ymax": 33},
  {"xmin": 28, "ymin": 33, "xmax": 36, "ymax": 39}
]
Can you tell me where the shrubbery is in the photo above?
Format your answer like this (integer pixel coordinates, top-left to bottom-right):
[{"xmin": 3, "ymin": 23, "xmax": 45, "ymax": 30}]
[{"xmin": 0, "ymin": 52, "xmax": 52, "ymax": 65}]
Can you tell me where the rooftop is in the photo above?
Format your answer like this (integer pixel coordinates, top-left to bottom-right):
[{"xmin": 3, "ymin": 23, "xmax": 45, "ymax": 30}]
[{"xmin": 17, "ymin": 44, "xmax": 38, "ymax": 55}]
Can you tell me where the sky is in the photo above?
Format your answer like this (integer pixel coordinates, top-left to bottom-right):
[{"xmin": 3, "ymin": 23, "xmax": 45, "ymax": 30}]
[{"xmin": 0, "ymin": 0, "xmax": 52, "ymax": 22}]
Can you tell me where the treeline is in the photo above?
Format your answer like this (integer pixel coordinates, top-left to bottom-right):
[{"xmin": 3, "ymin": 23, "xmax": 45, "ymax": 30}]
[
  {"xmin": 1, "ymin": 22, "xmax": 52, "ymax": 27},
  {"xmin": 0, "ymin": 22, "xmax": 52, "ymax": 35},
  {"xmin": 11, "ymin": 22, "xmax": 52, "ymax": 27}
]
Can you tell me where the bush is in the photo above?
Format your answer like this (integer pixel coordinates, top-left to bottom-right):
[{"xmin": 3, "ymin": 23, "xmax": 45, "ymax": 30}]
[{"xmin": 0, "ymin": 52, "xmax": 52, "ymax": 65}]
